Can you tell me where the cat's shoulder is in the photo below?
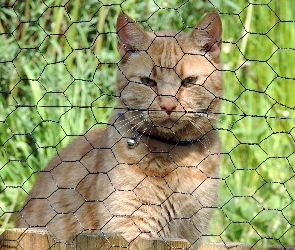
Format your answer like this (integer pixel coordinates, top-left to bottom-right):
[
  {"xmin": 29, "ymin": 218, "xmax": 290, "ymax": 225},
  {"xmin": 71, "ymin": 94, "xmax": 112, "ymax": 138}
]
[{"xmin": 43, "ymin": 128, "xmax": 106, "ymax": 171}]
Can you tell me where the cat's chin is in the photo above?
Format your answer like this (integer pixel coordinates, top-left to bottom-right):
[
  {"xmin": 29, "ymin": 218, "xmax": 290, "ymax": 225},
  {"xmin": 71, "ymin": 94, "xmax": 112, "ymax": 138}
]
[
  {"xmin": 145, "ymin": 125, "xmax": 202, "ymax": 143},
  {"xmin": 154, "ymin": 117, "xmax": 177, "ymax": 128}
]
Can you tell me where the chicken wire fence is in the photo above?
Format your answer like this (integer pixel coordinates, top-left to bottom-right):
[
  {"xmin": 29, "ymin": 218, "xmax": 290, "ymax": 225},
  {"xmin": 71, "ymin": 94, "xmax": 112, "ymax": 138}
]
[{"xmin": 0, "ymin": 0, "xmax": 294, "ymax": 249}]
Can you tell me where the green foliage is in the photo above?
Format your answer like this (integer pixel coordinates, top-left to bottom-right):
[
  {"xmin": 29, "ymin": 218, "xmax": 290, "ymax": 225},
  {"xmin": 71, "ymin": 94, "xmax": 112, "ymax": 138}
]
[{"xmin": 0, "ymin": 0, "xmax": 294, "ymax": 248}]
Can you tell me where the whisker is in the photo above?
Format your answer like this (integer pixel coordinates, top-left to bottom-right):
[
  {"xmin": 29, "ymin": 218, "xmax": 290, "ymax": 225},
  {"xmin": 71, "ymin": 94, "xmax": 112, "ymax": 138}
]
[
  {"xmin": 115, "ymin": 113, "xmax": 144, "ymax": 130},
  {"xmin": 138, "ymin": 121, "xmax": 153, "ymax": 139},
  {"xmin": 119, "ymin": 119, "xmax": 146, "ymax": 138},
  {"xmin": 131, "ymin": 120, "xmax": 146, "ymax": 134},
  {"xmin": 194, "ymin": 111, "xmax": 224, "ymax": 123},
  {"xmin": 99, "ymin": 110, "xmax": 142, "ymax": 132},
  {"xmin": 115, "ymin": 111, "xmax": 143, "ymax": 124},
  {"xmin": 106, "ymin": 113, "xmax": 145, "ymax": 138},
  {"xmin": 189, "ymin": 118, "xmax": 211, "ymax": 150}
]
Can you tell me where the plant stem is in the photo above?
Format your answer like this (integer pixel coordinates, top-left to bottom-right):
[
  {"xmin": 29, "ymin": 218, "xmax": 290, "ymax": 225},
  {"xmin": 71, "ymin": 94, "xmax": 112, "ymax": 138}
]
[
  {"xmin": 64, "ymin": 0, "xmax": 79, "ymax": 70},
  {"xmin": 9, "ymin": 0, "xmax": 30, "ymax": 105},
  {"xmin": 1, "ymin": 189, "xmax": 18, "ymax": 230},
  {"xmin": 95, "ymin": 3, "xmax": 111, "ymax": 57}
]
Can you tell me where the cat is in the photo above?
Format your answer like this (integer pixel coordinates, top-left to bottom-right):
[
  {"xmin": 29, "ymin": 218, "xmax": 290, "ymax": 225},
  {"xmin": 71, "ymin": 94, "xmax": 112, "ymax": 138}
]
[{"xmin": 16, "ymin": 10, "xmax": 223, "ymax": 249}]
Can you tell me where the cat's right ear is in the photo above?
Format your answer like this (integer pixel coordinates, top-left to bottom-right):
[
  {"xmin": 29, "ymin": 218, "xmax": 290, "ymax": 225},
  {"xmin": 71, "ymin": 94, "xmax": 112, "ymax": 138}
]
[{"xmin": 116, "ymin": 12, "xmax": 149, "ymax": 57}]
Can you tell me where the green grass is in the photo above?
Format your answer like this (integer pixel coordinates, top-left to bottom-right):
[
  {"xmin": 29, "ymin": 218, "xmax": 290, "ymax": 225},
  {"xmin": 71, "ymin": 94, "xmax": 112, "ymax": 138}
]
[{"xmin": 0, "ymin": 0, "xmax": 294, "ymax": 249}]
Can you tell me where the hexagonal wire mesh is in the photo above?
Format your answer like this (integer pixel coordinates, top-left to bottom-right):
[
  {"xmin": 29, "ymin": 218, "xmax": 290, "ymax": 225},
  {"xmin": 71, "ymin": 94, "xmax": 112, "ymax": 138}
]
[{"xmin": 0, "ymin": 0, "xmax": 294, "ymax": 249}]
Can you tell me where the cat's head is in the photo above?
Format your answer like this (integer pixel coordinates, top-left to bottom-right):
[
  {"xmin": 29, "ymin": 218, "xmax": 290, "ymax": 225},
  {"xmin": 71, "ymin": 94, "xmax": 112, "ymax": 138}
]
[{"xmin": 116, "ymin": 10, "xmax": 223, "ymax": 142}]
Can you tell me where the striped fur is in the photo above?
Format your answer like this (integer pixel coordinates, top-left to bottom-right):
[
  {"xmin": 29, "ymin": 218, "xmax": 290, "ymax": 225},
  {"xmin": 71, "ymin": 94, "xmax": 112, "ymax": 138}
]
[{"xmin": 16, "ymin": 10, "xmax": 223, "ymax": 249}]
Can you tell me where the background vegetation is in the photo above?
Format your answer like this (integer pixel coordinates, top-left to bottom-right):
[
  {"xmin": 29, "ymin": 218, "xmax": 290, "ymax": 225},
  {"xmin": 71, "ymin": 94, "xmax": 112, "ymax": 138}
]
[{"xmin": 0, "ymin": 0, "xmax": 294, "ymax": 249}]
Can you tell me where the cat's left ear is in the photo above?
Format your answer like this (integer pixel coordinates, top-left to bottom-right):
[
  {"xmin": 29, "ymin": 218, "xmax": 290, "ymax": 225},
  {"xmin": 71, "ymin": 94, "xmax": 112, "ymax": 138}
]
[{"xmin": 191, "ymin": 10, "xmax": 222, "ymax": 57}]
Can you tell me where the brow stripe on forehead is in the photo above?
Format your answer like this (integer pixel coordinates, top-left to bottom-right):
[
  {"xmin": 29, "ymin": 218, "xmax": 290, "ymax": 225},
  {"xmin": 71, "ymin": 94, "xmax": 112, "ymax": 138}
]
[
  {"xmin": 152, "ymin": 38, "xmax": 175, "ymax": 68},
  {"xmin": 149, "ymin": 37, "xmax": 184, "ymax": 77},
  {"xmin": 152, "ymin": 66, "xmax": 158, "ymax": 78},
  {"xmin": 179, "ymin": 61, "xmax": 185, "ymax": 77}
]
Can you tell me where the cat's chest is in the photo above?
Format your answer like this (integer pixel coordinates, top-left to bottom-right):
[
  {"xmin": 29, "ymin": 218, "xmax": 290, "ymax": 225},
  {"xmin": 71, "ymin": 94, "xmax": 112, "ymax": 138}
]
[
  {"xmin": 107, "ymin": 153, "xmax": 208, "ymax": 197},
  {"xmin": 106, "ymin": 132, "xmax": 218, "ymax": 193},
  {"xmin": 104, "ymin": 173, "xmax": 199, "ymax": 217}
]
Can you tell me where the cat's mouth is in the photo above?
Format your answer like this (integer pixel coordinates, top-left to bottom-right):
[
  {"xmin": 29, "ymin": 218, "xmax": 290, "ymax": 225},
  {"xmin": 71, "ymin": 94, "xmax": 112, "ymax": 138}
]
[
  {"xmin": 149, "ymin": 108, "xmax": 211, "ymax": 124},
  {"xmin": 124, "ymin": 107, "xmax": 213, "ymax": 126},
  {"xmin": 117, "ymin": 107, "xmax": 219, "ymax": 148},
  {"xmin": 125, "ymin": 107, "xmax": 214, "ymax": 133}
]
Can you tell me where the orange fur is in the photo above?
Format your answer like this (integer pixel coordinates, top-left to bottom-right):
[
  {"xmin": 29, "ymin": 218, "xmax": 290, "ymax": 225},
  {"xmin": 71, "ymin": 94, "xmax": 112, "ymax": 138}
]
[{"xmin": 16, "ymin": 10, "xmax": 223, "ymax": 249}]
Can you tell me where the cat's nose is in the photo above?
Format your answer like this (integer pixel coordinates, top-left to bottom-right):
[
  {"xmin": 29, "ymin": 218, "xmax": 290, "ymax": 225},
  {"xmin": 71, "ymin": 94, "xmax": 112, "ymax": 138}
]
[{"xmin": 160, "ymin": 96, "xmax": 177, "ymax": 115}]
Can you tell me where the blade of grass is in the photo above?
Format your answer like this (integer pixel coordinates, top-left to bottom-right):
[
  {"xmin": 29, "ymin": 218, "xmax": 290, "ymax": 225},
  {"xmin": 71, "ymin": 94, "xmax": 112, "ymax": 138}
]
[
  {"xmin": 95, "ymin": 3, "xmax": 111, "ymax": 55},
  {"xmin": 63, "ymin": 0, "xmax": 79, "ymax": 70},
  {"xmin": 237, "ymin": 3, "xmax": 253, "ymax": 68},
  {"xmin": 8, "ymin": 0, "xmax": 30, "ymax": 105},
  {"xmin": 22, "ymin": 64, "xmax": 46, "ymax": 119},
  {"xmin": 52, "ymin": 0, "xmax": 67, "ymax": 35},
  {"xmin": 0, "ymin": 189, "xmax": 18, "ymax": 232}
]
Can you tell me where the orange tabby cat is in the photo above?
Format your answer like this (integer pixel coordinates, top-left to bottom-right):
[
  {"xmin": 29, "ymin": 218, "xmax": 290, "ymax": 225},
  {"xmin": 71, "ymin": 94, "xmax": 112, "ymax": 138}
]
[{"xmin": 16, "ymin": 10, "xmax": 223, "ymax": 249}]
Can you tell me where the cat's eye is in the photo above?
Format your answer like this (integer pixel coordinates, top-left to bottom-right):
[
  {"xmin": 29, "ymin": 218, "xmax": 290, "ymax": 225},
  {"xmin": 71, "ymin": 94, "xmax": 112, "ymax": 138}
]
[
  {"xmin": 141, "ymin": 77, "xmax": 157, "ymax": 87},
  {"xmin": 181, "ymin": 77, "xmax": 198, "ymax": 87}
]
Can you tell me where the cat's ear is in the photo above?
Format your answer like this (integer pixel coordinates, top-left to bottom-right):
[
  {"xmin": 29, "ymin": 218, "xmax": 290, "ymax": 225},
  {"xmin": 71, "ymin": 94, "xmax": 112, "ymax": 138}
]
[
  {"xmin": 116, "ymin": 12, "xmax": 149, "ymax": 57},
  {"xmin": 191, "ymin": 10, "xmax": 222, "ymax": 56}
]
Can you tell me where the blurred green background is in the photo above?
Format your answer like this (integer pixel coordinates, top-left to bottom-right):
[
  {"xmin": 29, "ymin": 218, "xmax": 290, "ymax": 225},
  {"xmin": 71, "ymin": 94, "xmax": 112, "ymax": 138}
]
[{"xmin": 0, "ymin": 0, "xmax": 294, "ymax": 249}]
